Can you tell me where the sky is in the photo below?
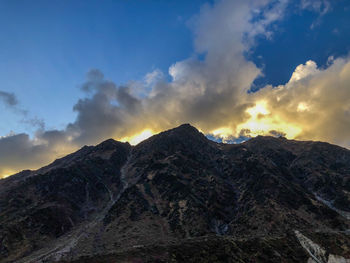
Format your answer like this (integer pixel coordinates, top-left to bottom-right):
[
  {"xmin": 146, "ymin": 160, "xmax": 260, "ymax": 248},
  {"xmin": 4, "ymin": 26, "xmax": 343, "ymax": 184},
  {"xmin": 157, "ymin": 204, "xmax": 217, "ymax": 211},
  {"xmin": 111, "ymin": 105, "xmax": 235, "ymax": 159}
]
[{"xmin": 0, "ymin": 0, "xmax": 350, "ymax": 177}]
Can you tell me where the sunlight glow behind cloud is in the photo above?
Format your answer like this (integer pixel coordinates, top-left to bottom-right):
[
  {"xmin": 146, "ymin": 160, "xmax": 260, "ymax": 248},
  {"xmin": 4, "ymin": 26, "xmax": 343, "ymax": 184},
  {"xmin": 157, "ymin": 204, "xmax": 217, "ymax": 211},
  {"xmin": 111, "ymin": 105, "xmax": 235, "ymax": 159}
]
[
  {"xmin": 120, "ymin": 129, "xmax": 154, "ymax": 145},
  {"xmin": 236, "ymin": 101, "xmax": 302, "ymax": 139}
]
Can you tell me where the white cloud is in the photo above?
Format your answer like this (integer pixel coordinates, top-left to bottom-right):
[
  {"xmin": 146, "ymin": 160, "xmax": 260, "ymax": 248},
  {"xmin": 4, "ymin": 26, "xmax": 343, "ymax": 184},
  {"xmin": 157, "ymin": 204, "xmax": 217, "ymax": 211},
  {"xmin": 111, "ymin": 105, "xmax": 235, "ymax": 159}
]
[
  {"xmin": 144, "ymin": 69, "xmax": 164, "ymax": 86},
  {"xmin": 301, "ymin": 0, "xmax": 331, "ymax": 15},
  {"xmin": 289, "ymin": 60, "xmax": 319, "ymax": 82},
  {"xmin": 252, "ymin": 57, "xmax": 350, "ymax": 147}
]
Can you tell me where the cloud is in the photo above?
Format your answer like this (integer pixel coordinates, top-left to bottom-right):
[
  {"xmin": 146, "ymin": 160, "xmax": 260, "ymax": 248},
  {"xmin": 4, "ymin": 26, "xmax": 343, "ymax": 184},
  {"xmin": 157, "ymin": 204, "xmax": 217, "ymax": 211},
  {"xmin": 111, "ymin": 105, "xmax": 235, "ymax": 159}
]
[
  {"xmin": 250, "ymin": 57, "xmax": 350, "ymax": 147},
  {"xmin": 0, "ymin": 90, "xmax": 45, "ymax": 130},
  {"xmin": 289, "ymin": 60, "xmax": 318, "ymax": 82},
  {"xmin": 144, "ymin": 69, "xmax": 164, "ymax": 86},
  {"xmin": 300, "ymin": 0, "xmax": 331, "ymax": 29},
  {"xmin": 81, "ymin": 69, "xmax": 105, "ymax": 93},
  {"xmin": 0, "ymin": 90, "xmax": 18, "ymax": 107},
  {"xmin": 301, "ymin": 0, "xmax": 331, "ymax": 15},
  {"xmin": 2, "ymin": 0, "xmax": 349, "ymax": 179},
  {"xmin": 0, "ymin": 131, "xmax": 74, "ymax": 177}
]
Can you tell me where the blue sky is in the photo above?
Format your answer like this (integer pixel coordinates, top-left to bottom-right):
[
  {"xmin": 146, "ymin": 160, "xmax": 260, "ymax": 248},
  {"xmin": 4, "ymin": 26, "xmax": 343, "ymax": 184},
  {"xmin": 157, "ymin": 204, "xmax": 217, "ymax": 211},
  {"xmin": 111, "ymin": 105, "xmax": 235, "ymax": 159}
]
[
  {"xmin": 0, "ymin": 0, "xmax": 207, "ymax": 134},
  {"xmin": 0, "ymin": 0, "xmax": 349, "ymax": 136},
  {"xmin": 251, "ymin": 0, "xmax": 350, "ymax": 89}
]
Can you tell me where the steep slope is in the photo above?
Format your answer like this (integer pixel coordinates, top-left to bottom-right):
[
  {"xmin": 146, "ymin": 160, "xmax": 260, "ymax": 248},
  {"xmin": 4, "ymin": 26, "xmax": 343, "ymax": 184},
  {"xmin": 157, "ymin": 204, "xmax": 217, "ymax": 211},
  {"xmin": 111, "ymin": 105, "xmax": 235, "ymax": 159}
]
[
  {"xmin": 0, "ymin": 124, "xmax": 349, "ymax": 262},
  {"xmin": 0, "ymin": 140, "xmax": 131, "ymax": 262}
]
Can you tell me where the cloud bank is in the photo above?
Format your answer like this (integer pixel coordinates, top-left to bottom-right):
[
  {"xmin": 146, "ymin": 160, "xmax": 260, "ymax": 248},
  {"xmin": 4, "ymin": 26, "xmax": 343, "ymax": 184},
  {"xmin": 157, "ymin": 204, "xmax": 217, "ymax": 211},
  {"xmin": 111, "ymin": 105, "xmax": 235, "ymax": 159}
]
[{"xmin": 1, "ymin": 0, "xmax": 350, "ymax": 177}]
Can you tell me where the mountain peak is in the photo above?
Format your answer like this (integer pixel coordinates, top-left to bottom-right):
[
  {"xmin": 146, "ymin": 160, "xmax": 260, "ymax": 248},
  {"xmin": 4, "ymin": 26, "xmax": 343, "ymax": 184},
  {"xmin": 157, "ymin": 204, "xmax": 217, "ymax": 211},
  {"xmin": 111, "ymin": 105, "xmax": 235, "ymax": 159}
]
[
  {"xmin": 95, "ymin": 138, "xmax": 130, "ymax": 150},
  {"xmin": 164, "ymin": 123, "xmax": 203, "ymax": 136},
  {"xmin": 135, "ymin": 123, "xmax": 208, "ymax": 150},
  {"xmin": 173, "ymin": 123, "xmax": 198, "ymax": 131}
]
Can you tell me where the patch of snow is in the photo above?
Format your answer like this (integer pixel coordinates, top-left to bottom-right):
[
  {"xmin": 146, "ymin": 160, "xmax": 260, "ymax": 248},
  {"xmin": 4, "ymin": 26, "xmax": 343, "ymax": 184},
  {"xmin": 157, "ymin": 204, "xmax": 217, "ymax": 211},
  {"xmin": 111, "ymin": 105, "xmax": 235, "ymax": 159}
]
[
  {"xmin": 295, "ymin": 230, "xmax": 327, "ymax": 263},
  {"xmin": 295, "ymin": 230, "xmax": 350, "ymax": 263}
]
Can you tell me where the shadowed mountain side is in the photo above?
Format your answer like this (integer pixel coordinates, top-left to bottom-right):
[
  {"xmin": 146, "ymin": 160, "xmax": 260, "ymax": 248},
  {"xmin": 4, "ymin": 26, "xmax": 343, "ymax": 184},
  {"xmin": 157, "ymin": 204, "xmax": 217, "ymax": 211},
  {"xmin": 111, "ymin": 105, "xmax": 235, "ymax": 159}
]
[{"xmin": 0, "ymin": 124, "xmax": 349, "ymax": 262}]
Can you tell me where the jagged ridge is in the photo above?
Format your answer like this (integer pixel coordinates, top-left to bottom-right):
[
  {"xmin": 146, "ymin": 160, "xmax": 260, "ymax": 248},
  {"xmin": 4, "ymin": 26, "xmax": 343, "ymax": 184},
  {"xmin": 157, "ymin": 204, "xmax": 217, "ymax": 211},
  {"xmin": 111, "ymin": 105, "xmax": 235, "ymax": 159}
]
[{"xmin": 0, "ymin": 124, "xmax": 349, "ymax": 263}]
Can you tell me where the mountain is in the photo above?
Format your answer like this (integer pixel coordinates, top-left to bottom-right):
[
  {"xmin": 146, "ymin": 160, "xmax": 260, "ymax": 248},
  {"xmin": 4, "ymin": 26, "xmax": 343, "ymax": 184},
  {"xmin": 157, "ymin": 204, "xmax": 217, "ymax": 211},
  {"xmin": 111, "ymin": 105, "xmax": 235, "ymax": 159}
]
[{"xmin": 0, "ymin": 124, "xmax": 349, "ymax": 263}]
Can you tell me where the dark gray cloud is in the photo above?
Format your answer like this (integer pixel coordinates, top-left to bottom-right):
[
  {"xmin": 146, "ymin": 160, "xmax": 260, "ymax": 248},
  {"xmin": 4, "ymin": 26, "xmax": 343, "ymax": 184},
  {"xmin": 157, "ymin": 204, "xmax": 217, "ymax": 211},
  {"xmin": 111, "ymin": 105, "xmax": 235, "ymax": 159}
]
[
  {"xmin": 81, "ymin": 69, "xmax": 105, "ymax": 93},
  {"xmin": 68, "ymin": 91, "xmax": 124, "ymax": 145},
  {"xmin": 67, "ymin": 73, "xmax": 143, "ymax": 145},
  {"xmin": 0, "ymin": 129, "xmax": 77, "ymax": 176},
  {"xmin": 0, "ymin": 90, "xmax": 45, "ymax": 129},
  {"xmin": 0, "ymin": 90, "xmax": 18, "ymax": 107},
  {"xmin": 0, "ymin": 133, "xmax": 48, "ymax": 175}
]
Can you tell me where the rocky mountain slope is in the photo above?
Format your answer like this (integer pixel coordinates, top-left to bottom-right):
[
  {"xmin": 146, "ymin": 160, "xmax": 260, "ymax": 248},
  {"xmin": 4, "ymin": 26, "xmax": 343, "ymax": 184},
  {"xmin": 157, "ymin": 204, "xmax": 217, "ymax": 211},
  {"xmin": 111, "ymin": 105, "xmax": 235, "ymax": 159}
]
[{"xmin": 0, "ymin": 124, "xmax": 349, "ymax": 262}]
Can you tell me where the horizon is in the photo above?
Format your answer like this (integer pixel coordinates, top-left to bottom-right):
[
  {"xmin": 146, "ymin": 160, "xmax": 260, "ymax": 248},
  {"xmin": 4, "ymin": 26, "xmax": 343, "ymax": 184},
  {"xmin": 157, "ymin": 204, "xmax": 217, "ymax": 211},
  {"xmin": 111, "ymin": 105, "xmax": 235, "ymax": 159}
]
[{"xmin": 1, "ymin": 0, "xmax": 350, "ymax": 177}]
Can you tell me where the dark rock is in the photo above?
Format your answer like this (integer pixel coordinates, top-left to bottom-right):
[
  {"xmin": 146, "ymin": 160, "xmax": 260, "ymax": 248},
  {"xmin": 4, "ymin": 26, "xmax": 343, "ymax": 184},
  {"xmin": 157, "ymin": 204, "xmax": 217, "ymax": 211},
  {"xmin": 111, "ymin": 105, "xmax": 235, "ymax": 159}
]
[{"xmin": 0, "ymin": 124, "xmax": 349, "ymax": 263}]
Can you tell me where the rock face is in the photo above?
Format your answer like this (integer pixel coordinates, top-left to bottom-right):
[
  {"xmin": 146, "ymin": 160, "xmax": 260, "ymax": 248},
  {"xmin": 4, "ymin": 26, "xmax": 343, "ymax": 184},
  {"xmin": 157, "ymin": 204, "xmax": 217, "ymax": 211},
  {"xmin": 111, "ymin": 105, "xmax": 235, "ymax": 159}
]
[{"xmin": 0, "ymin": 124, "xmax": 349, "ymax": 263}]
